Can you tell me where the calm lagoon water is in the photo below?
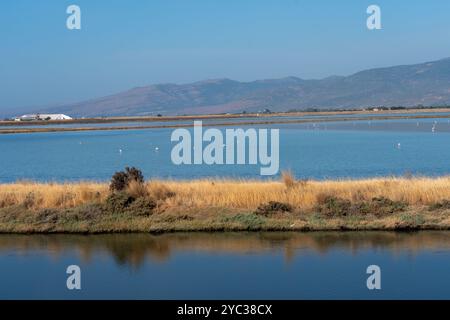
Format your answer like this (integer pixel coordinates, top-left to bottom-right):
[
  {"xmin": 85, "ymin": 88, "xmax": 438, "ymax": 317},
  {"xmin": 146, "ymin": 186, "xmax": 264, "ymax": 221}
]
[
  {"xmin": 1, "ymin": 118, "xmax": 450, "ymax": 182},
  {"xmin": 0, "ymin": 232, "xmax": 449, "ymax": 299}
]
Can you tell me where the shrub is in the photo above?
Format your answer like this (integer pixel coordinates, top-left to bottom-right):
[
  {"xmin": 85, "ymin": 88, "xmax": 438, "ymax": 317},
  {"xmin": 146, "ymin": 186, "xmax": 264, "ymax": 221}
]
[
  {"xmin": 36, "ymin": 209, "xmax": 60, "ymax": 223},
  {"xmin": 317, "ymin": 195, "xmax": 407, "ymax": 217},
  {"xmin": 126, "ymin": 197, "xmax": 157, "ymax": 217},
  {"xmin": 105, "ymin": 192, "xmax": 135, "ymax": 213},
  {"xmin": 367, "ymin": 196, "xmax": 407, "ymax": 216},
  {"xmin": 315, "ymin": 196, "xmax": 352, "ymax": 217},
  {"xmin": 354, "ymin": 197, "xmax": 407, "ymax": 216},
  {"xmin": 68, "ymin": 203, "xmax": 104, "ymax": 221},
  {"xmin": 255, "ymin": 201, "xmax": 292, "ymax": 216},
  {"xmin": 125, "ymin": 167, "xmax": 144, "ymax": 184},
  {"xmin": 110, "ymin": 171, "xmax": 128, "ymax": 192},
  {"xmin": 110, "ymin": 167, "xmax": 144, "ymax": 192}
]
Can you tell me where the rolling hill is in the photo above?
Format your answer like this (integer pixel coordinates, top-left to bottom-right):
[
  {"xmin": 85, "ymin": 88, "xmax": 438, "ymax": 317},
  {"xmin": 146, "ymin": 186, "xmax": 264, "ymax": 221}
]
[{"xmin": 27, "ymin": 57, "xmax": 450, "ymax": 117}]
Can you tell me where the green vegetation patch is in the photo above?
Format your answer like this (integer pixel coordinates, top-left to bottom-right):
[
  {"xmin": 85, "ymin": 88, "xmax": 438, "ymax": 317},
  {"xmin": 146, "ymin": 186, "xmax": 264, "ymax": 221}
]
[
  {"xmin": 429, "ymin": 200, "xmax": 450, "ymax": 211},
  {"xmin": 399, "ymin": 213, "xmax": 426, "ymax": 228},
  {"xmin": 315, "ymin": 196, "xmax": 352, "ymax": 217},
  {"xmin": 254, "ymin": 201, "xmax": 292, "ymax": 216},
  {"xmin": 221, "ymin": 213, "xmax": 266, "ymax": 229},
  {"xmin": 315, "ymin": 196, "xmax": 407, "ymax": 218},
  {"xmin": 356, "ymin": 197, "xmax": 407, "ymax": 216}
]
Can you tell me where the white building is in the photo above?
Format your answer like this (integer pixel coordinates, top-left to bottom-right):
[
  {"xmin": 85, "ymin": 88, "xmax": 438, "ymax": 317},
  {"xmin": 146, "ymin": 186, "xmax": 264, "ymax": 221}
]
[{"xmin": 15, "ymin": 114, "xmax": 73, "ymax": 121}]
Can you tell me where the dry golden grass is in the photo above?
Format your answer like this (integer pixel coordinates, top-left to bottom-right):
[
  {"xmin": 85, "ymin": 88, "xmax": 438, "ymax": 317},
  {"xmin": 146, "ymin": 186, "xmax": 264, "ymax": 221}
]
[
  {"xmin": 0, "ymin": 181, "xmax": 108, "ymax": 209},
  {"xmin": 160, "ymin": 176, "xmax": 450, "ymax": 210},
  {"xmin": 126, "ymin": 180, "xmax": 149, "ymax": 199},
  {"xmin": 2, "ymin": 176, "xmax": 450, "ymax": 211},
  {"xmin": 147, "ymin": 181, "xmax": 176, "ymax": 201},
  {"xmin": 281, "ymin": 170, "xmax": 296, "ymax": 189}
]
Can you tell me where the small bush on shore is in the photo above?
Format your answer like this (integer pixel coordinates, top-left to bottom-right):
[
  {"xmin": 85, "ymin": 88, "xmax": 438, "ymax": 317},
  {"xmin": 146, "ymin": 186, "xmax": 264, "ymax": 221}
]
[
  {"xmin": 316, "ymin": 196, "xmax": 352, "ymax": 217},
  {"xmin": 110, "ymin": 167, "xmax": 144, "ymax": 192},
  {"xmin": 105, "ymin": 192, "xmax": 136, "ymax": 213},
  {"xmin": 255, "ymin": 201, "xmax": 292, "ymax": 216},
  {"xmin": 366, "ymin": 197, "xmax": 407, "ymax": 216},
  {"xmin": 126, "ymin": 197, "xmax": 157, "ymax": 217},
  {"xmin": 110, "ymin": 171, "xmax": 128, "ymax": 192},
  {"xmin": 105, "ymin": 191, "xmax": 157, "ymax": 216},
  {"xmin": 68, "ymin": 203, "xmax": 104, "ymax": 220},
  {"xmin": 105, "ymin": 168, "xmax": 170, "ymax": 216}
]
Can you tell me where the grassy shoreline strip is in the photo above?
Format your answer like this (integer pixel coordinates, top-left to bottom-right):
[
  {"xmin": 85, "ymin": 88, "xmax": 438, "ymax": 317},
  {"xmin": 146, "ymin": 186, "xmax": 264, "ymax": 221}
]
[{"xmin": 1, "ymin": 175, "xmax": 450, "ymax": 233}]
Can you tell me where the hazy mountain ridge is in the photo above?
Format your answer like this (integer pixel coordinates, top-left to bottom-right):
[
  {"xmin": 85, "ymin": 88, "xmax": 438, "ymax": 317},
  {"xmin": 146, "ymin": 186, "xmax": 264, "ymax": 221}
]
[{"xmin": 27, "ymin": 57, "xmax": 450, "ymax": 117}]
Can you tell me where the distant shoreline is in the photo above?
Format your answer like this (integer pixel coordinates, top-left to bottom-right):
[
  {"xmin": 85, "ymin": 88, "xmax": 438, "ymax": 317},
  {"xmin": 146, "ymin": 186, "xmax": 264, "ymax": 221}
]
[
  {"xmin": 1, "ymin": 107, "xmax": 450, "ymax": 135},
  {"xmin": 3, "ymin": 107, "xmax": 450, "ymax": 126},
  {"xmin": 1, "ymin": 176, "xmax": 450, "ymax": 233}
]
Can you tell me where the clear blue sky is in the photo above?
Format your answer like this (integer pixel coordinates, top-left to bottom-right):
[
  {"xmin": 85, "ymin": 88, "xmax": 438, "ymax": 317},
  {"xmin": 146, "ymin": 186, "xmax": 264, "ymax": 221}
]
[{"xmin": 1, "ymin": 0, "xmax": 450, "ymax": 110}]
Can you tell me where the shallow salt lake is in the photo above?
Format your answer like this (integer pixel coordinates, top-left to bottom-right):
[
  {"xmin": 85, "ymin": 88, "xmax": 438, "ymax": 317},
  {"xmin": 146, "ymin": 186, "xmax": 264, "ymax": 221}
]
[{"xmin": 1, "ymin": 117, "xmax": 450, "ymax": 182}]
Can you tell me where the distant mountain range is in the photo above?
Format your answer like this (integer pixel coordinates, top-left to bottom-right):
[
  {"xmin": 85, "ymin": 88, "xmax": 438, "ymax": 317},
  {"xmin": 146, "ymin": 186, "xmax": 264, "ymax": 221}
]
[{"xmin": 19, "ymin": 57, "xmax": 450, "ymax": 117}]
